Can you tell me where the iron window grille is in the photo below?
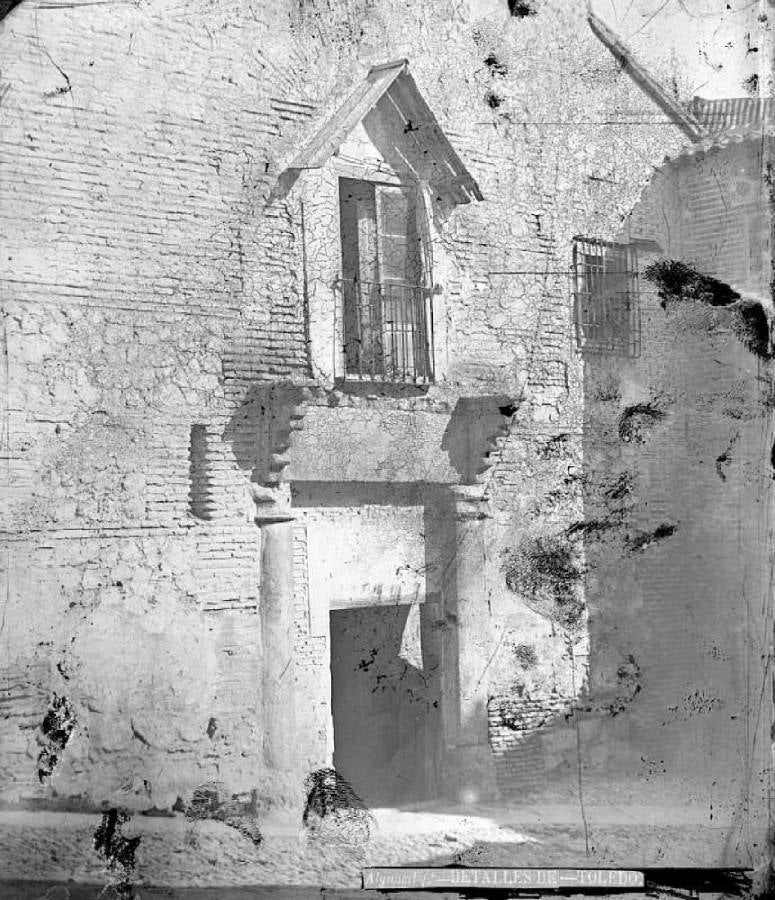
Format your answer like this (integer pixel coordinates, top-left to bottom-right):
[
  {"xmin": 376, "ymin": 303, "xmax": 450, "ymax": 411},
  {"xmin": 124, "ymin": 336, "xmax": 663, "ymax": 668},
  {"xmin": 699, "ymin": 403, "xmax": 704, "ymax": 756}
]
[
  {"xmin": 339, "ymin": 278, "xmax": 434, "ymax": 382},
  {"xmin": 572, "ymin": 238, "xmax": 641, "ymax": 357},
  {"xmin": 338, "ymin": 177, "xmax": 434, "ymax": 383}
]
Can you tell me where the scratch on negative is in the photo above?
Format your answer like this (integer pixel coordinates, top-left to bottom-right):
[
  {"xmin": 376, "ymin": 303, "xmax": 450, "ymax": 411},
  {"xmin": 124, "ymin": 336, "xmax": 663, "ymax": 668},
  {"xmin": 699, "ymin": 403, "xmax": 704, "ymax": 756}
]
[{"xmin": 39, "ymin": 42, "xmax": 71, "ymax": 99}]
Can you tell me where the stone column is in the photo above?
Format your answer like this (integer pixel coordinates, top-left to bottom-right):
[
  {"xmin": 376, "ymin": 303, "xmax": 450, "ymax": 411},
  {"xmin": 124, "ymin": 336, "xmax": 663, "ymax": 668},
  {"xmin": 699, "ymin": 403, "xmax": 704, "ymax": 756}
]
[
  {"xmin": 443, "ymin": 485, "xmax": 498, "ymax": 802},
  {"xmin": 252, "ymin": 484, "xmax": 298, "ymax": 797}
]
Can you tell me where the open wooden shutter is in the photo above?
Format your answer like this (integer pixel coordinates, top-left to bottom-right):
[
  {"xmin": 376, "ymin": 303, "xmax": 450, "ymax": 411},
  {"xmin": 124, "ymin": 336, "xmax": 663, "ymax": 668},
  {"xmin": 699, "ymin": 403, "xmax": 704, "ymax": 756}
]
[
  {"xmin": 375, "ymin": 184, "xmax": 430, "ymax": 380},
  {"xmin": 414, "ymin": 181, "xmax": 435, "ymax": 380},
  {"xmin": 415, "ymin": 180, "xmax": 435, "ymax": 292},
  {"xmin": 340, "ymin": 178, "xmax": 382, "ymax": 376},
  {"xmin": 339, "ymin": 177, "xmax": 434, "ymax": 380}
]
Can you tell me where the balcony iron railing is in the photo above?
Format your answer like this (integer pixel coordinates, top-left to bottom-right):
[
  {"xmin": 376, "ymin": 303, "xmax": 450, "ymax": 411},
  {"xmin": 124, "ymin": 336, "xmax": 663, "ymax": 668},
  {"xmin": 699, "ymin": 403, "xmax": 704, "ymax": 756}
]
[{"xmin": 339, "ymin": 278, "xmax": 434, "ymax": 382}]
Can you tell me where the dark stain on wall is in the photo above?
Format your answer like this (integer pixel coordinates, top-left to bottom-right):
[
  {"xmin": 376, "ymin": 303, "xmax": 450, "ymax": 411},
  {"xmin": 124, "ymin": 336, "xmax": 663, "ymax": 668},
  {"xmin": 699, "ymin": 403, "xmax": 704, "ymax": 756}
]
[
  {"xmin": 538, "ymin": 432, "xmax": 570, "ymax": 459},
  {"xmin": 571, "ymin": 655, "xmax": 643, "ymax": 719},
  {"xmin": 498, "ymin": 401, "xmax": 519, "ymax": 417},
  {"xmin": 643, "ymin": 258, "xmax": 772, "ymax": 358},
  {"xmin": 643, "ymin": 259, "xmax": 741, "ymax": 308},
  {"xmin": 514, "ymin": 642, "xmax": 538, "ymax": 669},
  {"xmin": 609, "ymin": 655, "xmax": 642, "ymax": 716},
  {"xmin": 503, "ymin": 535, "xmax": 585, "ymax": 631},
  {"xmin": 618, "ymin": 402, "xmax": 665, "ymax": 443},
  {"xmin": 566, "ymin": 513, "xmax": 622, "ymax": 539},
  {"xmin": 130, "ymin": 720, "xmax": 151, "ymax": 748},
  {"xmin": 603, "ymin": 471, "xmax": 634, "ymax": 501},
  {"xmin": 484, "ymin": 53, "xmax": 508, "ymax": 77},
  {"xmin": 715, "ymin": 432, "xmax": 739, "ymax": 481},
  {"xmin": 507, "ymin": 0, "xmax": 536, "ymax": 17},
  {"xmin": 730, "ymin": 298, "xmax": 772, "ymax": 359},
  {"xmin": 663, "ymin": 690, "xmax": 722, "ymax": 724},
  {"xmin": 639, "ymin": 753, "xmax": 667, "ymax": 779},
  {"xmin": 93, "ymin": 808, "xmax": 141, "ymax": 893},
  {"xmin": 485, "ymin": 89, "xmax": 504, "ymax": 109},
  {"xmin": 37, "ymin": 694, "xmax": 76, "ymax": 782},
  {"xmin": 55, "ymin": 658, "xmax": 70, "ymax": 681},
  {"xmin": 626, "ymin": 522, "xmax": 677, "ymax": 552}
]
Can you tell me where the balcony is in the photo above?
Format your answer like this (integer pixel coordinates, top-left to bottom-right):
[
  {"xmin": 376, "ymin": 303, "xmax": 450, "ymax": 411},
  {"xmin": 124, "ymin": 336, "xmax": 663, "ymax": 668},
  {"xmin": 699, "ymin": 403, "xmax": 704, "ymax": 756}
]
[{"xmin": 340, "ymin": 278, "xmax": 435, "ymax": 383}]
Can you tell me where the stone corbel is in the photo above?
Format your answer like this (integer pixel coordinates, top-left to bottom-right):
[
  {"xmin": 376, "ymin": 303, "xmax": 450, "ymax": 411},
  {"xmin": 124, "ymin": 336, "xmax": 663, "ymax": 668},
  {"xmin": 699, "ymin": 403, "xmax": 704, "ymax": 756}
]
[
  {"xmin": 442, "ymin": 395, "xmax": 519, "ymax": 486},
  {"xmin": 228, "ymin": 383, "xmax": 314, "ymax": 525},
  {"xmin": 236, "ymin": 382, "xmax": 316, "ymax": 524},
  {"xmin": 258, "ymin": 384, "xmax": 314, "ymax": 486}
]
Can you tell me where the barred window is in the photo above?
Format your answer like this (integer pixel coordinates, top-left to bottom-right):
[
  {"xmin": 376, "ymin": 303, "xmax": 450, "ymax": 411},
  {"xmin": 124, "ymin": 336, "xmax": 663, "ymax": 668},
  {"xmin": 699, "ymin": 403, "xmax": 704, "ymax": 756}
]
[
  {"xmin": 338, "ymin": 177, "xmax": 434, "ymax": 382},
  {"xmin": 572, "ymin": 238, "xmax": 641, "ymax": 357}
]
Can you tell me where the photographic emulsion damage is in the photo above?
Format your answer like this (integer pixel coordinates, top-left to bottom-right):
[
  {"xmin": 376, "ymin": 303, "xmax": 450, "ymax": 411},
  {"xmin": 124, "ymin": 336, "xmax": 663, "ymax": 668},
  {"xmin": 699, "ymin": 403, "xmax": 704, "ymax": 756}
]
[{"xmin": 0, "ymin": 1, "xmax": 774, "ymax": 898}]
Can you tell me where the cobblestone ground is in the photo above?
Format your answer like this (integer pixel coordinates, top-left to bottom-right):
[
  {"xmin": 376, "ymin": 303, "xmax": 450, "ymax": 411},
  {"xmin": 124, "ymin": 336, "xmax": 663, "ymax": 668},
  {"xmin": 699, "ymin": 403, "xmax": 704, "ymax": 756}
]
[{"xmin": 0, "ymin": 805, "xmax": 738, "ymax": 892}]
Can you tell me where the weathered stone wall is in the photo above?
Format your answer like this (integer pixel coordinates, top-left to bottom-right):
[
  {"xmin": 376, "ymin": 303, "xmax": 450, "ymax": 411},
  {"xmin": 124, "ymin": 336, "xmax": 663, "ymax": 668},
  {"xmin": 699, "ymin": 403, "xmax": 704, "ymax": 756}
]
[
  {"xmin": 528, "ymin": 138, "xmax": 773, "ymax": 862},
  {"xmin": 0, "ymin": 0, "xmax": 690, "ymax": 818},
  {"xmin": 677, "ymin": 142, "xmax": 770, "ymax": 295},
  {"xmin": 456, "ymin": 5, "xmax": 688, "ymax": 794}
]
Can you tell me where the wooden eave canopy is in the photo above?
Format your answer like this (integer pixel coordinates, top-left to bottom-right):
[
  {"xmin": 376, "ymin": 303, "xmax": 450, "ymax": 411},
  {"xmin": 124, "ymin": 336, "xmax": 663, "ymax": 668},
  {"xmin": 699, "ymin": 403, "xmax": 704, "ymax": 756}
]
[{"xmin": 286, "ymin": 58, "xmax": 483, "ymax": 205}]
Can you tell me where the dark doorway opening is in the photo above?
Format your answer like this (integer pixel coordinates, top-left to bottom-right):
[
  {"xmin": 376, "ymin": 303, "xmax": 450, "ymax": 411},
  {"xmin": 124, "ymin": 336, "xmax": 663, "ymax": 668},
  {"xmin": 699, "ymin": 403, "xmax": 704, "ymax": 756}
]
[{"xmin": 330, "ymin": 604, "xmax": 438, "ymax": 807}]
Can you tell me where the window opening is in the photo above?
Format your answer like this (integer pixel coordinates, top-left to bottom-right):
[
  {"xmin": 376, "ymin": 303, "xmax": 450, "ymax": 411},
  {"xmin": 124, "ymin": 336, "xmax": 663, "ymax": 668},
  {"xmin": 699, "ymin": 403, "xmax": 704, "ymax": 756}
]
[
  {"xmin": 573, "ymin": 238, "xmax": 641, "ymax": 357},
  {"xmin": 339, "ymin": 177, "xmax": 433, "ymax": 381}
]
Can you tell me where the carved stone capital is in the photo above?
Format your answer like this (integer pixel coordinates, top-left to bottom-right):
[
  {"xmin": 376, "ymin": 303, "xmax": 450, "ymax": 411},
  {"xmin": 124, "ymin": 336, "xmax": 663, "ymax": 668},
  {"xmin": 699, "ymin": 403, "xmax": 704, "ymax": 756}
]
[{"xmin": 250, "ymin": 481, "xmax": 294, "ymax": 524}]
